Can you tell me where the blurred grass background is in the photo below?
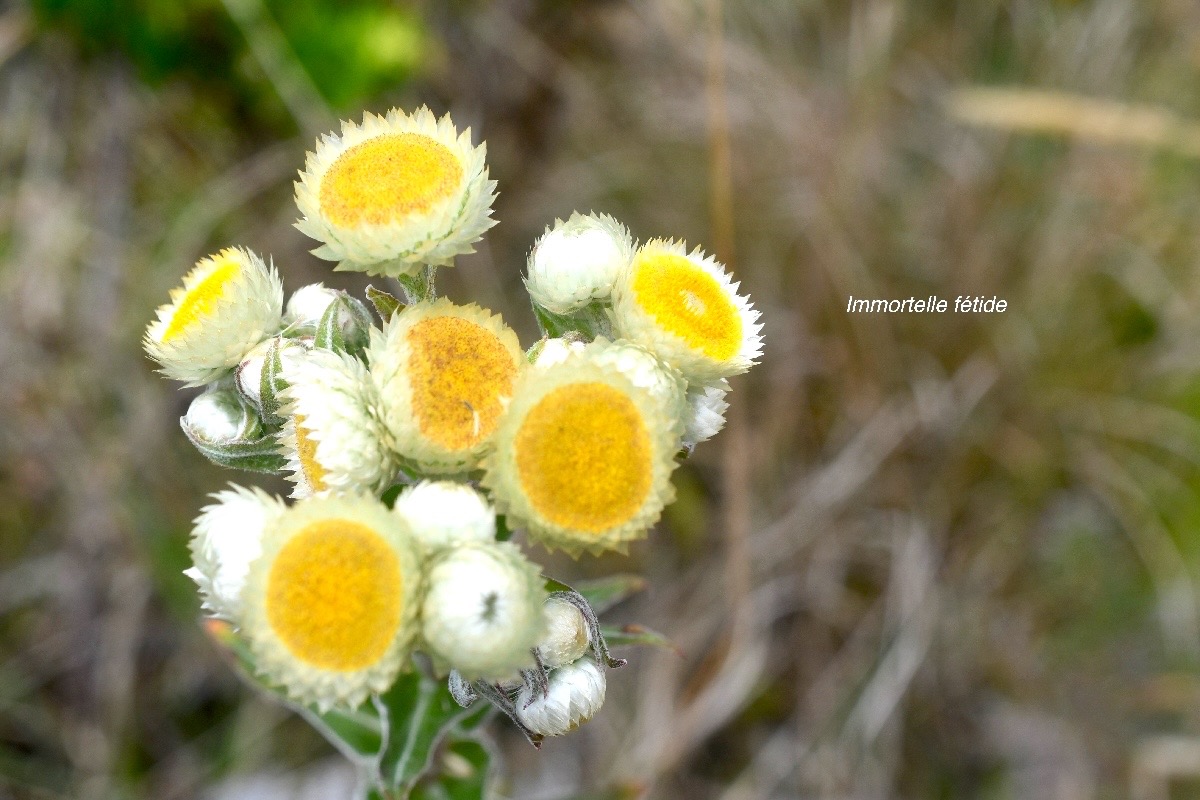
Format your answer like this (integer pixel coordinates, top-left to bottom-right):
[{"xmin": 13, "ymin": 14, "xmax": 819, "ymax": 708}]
[{"xmin": 4, "ymin": 0, "xmax": 1200, "ymax": 797}]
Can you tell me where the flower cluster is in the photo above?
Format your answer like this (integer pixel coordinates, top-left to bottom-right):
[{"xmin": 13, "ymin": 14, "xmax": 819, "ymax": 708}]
[{"xmin": 145, "ymin": 108, "xmax": 762, "ymax": 740}]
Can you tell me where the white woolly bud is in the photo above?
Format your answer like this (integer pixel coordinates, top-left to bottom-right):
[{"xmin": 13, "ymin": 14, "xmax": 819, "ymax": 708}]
[
  {"xmin": 392, "ymin": 481, "xmax": 496, "ymax": 552},
  {"xmin": 234, "ymin": 336, "xmax": 306, "ymax": 414},
  {"xmin": 184, "ymin": 387, "xmax": 256, "ymax": 444},
  {"xmin": 525, "ymin": 212, "xmax": 633, "ymax": 315},
  {"xmin": 537, "ymin": 597, "xmax": 590, "ymax": 668},
  {"xmin": 516, "ymin": 657, "xmax": 606, "ymax": 736},
  {"xmin": 185, "ymin": 485, "xmax": 285, "ymax": 623},
  {"xmin": 420, "ymin": 542, "xmax": 547, "ymax": 680},
  {"xmin": 285, "ymin": 284, "xmax": 340, "ymax": 330}
]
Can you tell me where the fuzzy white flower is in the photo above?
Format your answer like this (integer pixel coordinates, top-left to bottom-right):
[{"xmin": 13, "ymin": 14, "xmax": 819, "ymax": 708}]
[
  {"xmin": 515, "ymin": 657, "xmax": 606, "ymax": 737},
  {"xmin": 420, "ymin": 542, "xmax": 547, "ymax": 680},
  {"xmin": 538, "ymin": 597, "xmax": 590, "ymax": 669},
  {"xmin": 240, "ymin": 495, "xmax": 424, "ymax": 711},
  {"xmin": 294, "ymin": 107, "xmax": 497, "ymax": 276},
  {"xmin": 392, "ymin": 480, "xmax": 496, "ymax": 552},
  {"xmin": 483, "ymin": 357, "xmax": 680, "ymax": 556},
  {"xmin": 368, "ymin": 300, "xmax": 524, "ymax": 474},
  {"xmin": 144, "ymin": 247, "xmax": 284, "ymax": 386},
  {"xmin": 683, "ymin": 378, "xmax": 730, "ymax": 449},
  {"xmin": 279, "ymin": 349, "xmax": 396, "ymax": 498},
  {"xmin": 525, "ymin": 212, "xmax": 633, "ymax": 315},
  {"xmin": 610, "ymin": 239, "xmax": 762, "ymax": 383},
  {"xmin": 185, "ymin": 485, "xmax": 285, "ymax": 623}
]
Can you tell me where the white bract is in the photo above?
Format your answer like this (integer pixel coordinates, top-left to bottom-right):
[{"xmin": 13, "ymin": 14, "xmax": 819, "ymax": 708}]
[
  {"xmin": 185, "ymin": 485, "xmax": 285, "ymax": 623},
  {"xmin": 515, "ymin": 657, "xmax": 607, "ymax": 737},
  {"xmin": 538, "ymin": 597, "xmax": 591, "ymax": 668}
]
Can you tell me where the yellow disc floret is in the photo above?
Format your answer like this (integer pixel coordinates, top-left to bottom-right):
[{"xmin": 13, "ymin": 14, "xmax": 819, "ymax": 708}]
[
  {"xmin": 630, "ymin": 251, "xmax": 741, "ymax": 362},
  {"xmin": 319, "ymin": 133, "xmax": 463, "ymax": 228},
  {"xmin": 610, "ymin": 239, "xmax": 763, "ymax": 383},
  {"xmin": 407, "ymin": 316, "xmax": 518, "ymax": 451},
  {"xmin": 295, "ymin": 107, "xmax": 497, "ymax": 276},
  {"xmin": 369, "ymin": 300, "xmax": 524, "ymax": 474},
  {"xmin": 241, "ymin": 495, "xmax": 423, "ymax": 711},
  {"xmin": 144, "ymin": 246, "xmax": 284, "ymax": 386},
  {"xmin": 265, "ymin": 519, "xmax": 402, "ymax": 671},
  {"xmin": 160, "ymin": 255, "xmax": 242, "ymax": 343},
  {"xmin": 515, "ymin": 382, "xmax": 652, "ymax": 533},
  {"xmin": 483, "ymin": 358, "xmax": 680, "ymax": 557},
  {"xmin": 292, "ymin": 415, "xmax": 329, "ymax": 494}
]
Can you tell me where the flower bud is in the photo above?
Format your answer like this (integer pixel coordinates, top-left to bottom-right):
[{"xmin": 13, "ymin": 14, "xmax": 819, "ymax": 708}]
[
  {"xmin": 234, "ymin": 336, "xmax": 306, "ymax": 421},
  {"xmin": 284, "ymin": 283, "xmax": 339, "ymax": 331},
  {"xmin": 525, "ymin": 212, "xmax": 632, "ymax": 315},
  {"xmin": 420, "ymin": 542, "xmax": 547, "ymax": 681},
  {"xmin": 181, "ymin": 384, "xmax": 285, "ymax": 473},
  {"xmin": 285, "ymin": 284, "xmax": 372, "ymax": 355},
  {"xmin": 537, "ymin": 596, "xmax": 590, "ymax": 669},
  {"xmin": 392, "ymin": 481, "xmax": 496, "ymax": 552},
  {"xmin": 515, "ymin": 657, "xmax": 606, "ymax": 737}
]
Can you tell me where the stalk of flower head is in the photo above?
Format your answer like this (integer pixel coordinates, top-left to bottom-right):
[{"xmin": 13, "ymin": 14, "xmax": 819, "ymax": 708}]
[{"xmin": 144, "ymin": 105, "xmax": 762, "ymax": 795}]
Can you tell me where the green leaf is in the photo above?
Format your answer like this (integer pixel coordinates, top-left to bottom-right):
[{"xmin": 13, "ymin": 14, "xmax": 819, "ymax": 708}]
[
  {"xmin": 397, "ymin": 266, "xmax": 437, "ymax": 304},
  {"xmin": 367, "ymin": 285, "xmax": 404, "ymax": 321},
  {"xmin": 180, "ymin": 420, "xmax": 285, "ymax": 474},
  {"xmin": 258, "ymin": 338, "xmax": 287, "ymax": 426},
  {"xmin": 315, "ymin": 292, "xmax": 373, "ymax": 356},
  {"xmin": 409, "ymin": 737, "xmax": 495, "ymax": 800},
  {"xmin": 495, "ymin": 514, "xmax": 512, "ymax": 542},
  {"xmin": 315, "ymin": 298, "xmax": 347, "ymax": 352},
  {"xmin": 531, "ymin": 301, "xmax": 612, "ymax": 340},
  {"xmin": 376, "ymin": 672, "xmax": 490, "ymax": 796},
  {"xmin": 573, "ymin": 574, "xmax": 647, "ymax": 614},
  {"xmin": 599, "ymin": 623, "xmax": 680, "ymax": 655}
]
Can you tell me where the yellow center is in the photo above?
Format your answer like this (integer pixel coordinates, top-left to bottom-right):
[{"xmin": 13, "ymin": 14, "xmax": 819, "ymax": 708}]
[
  {"xmin": 319, "ymin": 133, "xmax": 463, "ymax": 228},
  {"xmin": 406, "ymin": 317, "xmax": 517, "ymax": 451},
  {"xmin": 293, "ymin": 416, "xmax": 328, "ymax": 493},
  {"xmin": 515, "ymin": 382, "xmax": 652, "ymax": 533},
  {"xmin": 631, "ymin": 252, "xmax": 742, "ymax": 361},
  {"xmin": 266, "ymin": 519, "xmax": 403, "ymax": 671},
  {"xmin": 160, "ymin": 255, "xmax": 242, "ymax": 343}
]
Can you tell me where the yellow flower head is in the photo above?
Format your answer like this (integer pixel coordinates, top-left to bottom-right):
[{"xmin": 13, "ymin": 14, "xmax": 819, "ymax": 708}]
[
  {"xmin": 369, "ymin": 299, "xmax": 524, "ymax": 474},
  {"xmin": 483, "ymin": 357, "xmax": 680, "ymax": 556},
  {"xmin": 279, "ymin": 349, "xmax": 397, "ymax": 499},
  {"xmin": 144, "ymin": 247, "xmax": 284, "ymax": 386},
  {"xmin": 240, "ymin": 495, "xmax": 423, "ymax": 711},
  {"xmin": 294, "ymin": 107, "xmax": 497, "ymax": 277},
  {"xmin": 610, "ymin": 239, "xmax": 762, "ymax": 383}
]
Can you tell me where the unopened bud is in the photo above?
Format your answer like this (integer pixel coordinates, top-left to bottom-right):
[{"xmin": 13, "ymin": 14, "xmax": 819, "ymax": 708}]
[
  {"xmin": 181, "ymin": 384, "xmax": 284, "ymax": 473},
  {"xmin": 538, "ymin": 596, "xmax": 590, "ymax": 668},
  {"xmin": 515, "ymin": 657, "xmax": 606, "ymax": 736},
  {"xmin": 526, "ymin": 212, "xmax": 632, "ymax": 315},
  {"xmin": 235, "ymin": 336, "xmax": 306, "ymax": 420},
  {"xmin": 285, "ymin": 284, "xmax": 372, "ymax": 355}
]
